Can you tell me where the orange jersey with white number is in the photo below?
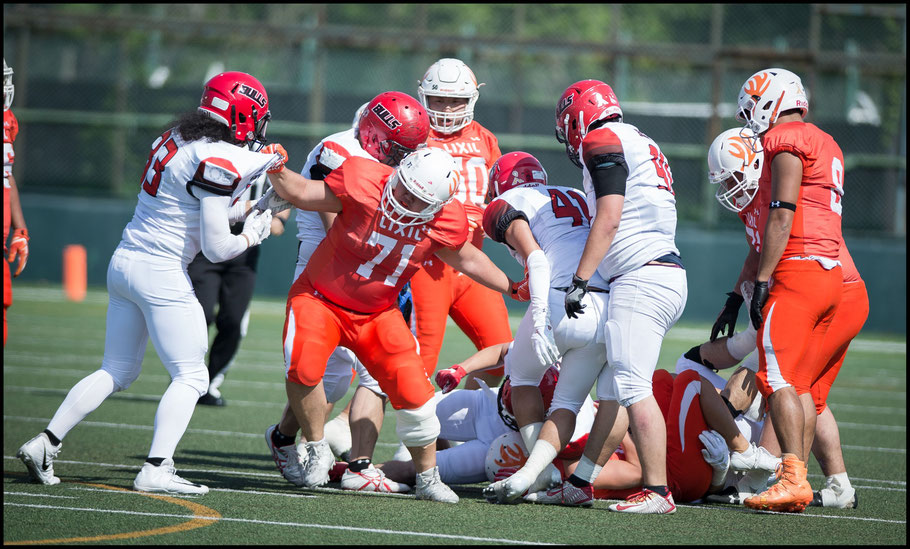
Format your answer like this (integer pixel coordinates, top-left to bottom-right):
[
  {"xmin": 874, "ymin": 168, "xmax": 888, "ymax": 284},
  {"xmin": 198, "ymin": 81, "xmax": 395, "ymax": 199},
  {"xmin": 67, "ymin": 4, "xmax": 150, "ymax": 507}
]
[
  {"xmin": 3, "ymin": 109, "xmax": 18, "ymax": 245},
  {"xmin": 427, "ymin": 121, "xmax": 500, "ymax": 247},
  {"xmin": 760, "ymin": 121, "xmax": 844, "ymax": 262},
  {"xmin": 302, "ymin": 156, "xmax": 469, "ymax": 313}
]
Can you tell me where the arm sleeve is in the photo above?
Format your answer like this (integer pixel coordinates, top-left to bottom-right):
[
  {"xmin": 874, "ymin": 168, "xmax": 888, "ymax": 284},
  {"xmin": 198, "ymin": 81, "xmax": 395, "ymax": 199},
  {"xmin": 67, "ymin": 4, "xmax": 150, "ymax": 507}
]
[
  {"xmin": 526, "ymin": 249, "xmax": 551, "ymax": 327},
  {"xmin": 585, "ymin": 153, "xmax": 629, "ymax": 198},
  {"xmin": 481, "ymin": 199, "xmax": 528, "ymax": 245},
  {"xmin": 199, "ymin": 189, "xmax": 249, "ymax": 263}
]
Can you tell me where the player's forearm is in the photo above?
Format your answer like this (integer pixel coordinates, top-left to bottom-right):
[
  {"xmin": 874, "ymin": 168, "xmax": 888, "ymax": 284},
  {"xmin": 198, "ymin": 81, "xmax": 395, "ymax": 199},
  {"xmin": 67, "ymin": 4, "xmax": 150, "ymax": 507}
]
[
  {"xmin": 459, "ymin": 342, "xmax": 510, "ymax": 375},
  {"xmin": 756, "ymin": 209, "xmax": 792, "ymax": 282},
  {"xmin": 734, "ymin": 247, "xmax": 760, "ymax": 294},
  {"xmin": 437, "ymin": 244, "xmax": 513, "ymax": 294},
  {"xmin": 267, "ymin": 169, "xmax": 340, "ymax": 213},
  {"xmin": 575, "ymin": 214, "xmax": 618, "ymax": 281},
  {"xmin": 7, "ymin": 175, "xmax": 28, "ymax": 230}
]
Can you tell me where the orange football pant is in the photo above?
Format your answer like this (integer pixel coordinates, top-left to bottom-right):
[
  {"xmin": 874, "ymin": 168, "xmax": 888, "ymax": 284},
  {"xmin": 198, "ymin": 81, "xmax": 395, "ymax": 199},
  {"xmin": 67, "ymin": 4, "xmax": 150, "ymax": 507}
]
[
  {"xmin": 756, "ymin": 261, "xmax": 843, "ymax": 398},
  {"xmin": 410, "ymin": 257, "xmax": 512, "ymax": 378},
  {"xmin": 803, "ymin": 279, "xmax": 869, "ymax": 413},
  {"xmin": 283, "ymin": 276, "xmax": 434, "ymax": 411}
]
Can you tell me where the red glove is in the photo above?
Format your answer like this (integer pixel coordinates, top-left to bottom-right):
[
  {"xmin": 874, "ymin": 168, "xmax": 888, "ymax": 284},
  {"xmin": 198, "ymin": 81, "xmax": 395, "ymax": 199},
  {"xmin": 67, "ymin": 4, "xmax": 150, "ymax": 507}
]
[
  {"xmin": 510, "ymin": 268, "xmax": 530, "ymax": 302},
  {"xmin": 8, "ymin": 228, "xmax": 29, "ymax": 277},
  {"xmin": 435, "ymin": 364, "xmax": 467, "ymax": 394},
  {"xmin": 262, "ymin": 143, "xmax": 288, "ymax": 174}
]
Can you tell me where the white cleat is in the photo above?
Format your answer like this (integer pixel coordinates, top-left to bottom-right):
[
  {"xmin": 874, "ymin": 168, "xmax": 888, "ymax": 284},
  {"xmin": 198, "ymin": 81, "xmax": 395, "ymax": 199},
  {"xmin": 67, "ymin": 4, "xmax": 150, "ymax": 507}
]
[
  {"xmin": 609, "ymin": 489, "xmax": 676, "ymax": 514},
  {"xmin": 341, "ymin": 464, "xmax": 411, "ymax": 493},
  {"xmin": 810, "ymin": 476, "xmax": 857, "ymax": 509},
  {"xmin": 302, "ymin": 439, "xmax": 334, "ymax": 488},
  {"xmin": 265, "ymin": 424, "xmax": 305, "ymax": 487},
  {"xmin": 527, "ymin": 463, "xmax": 562, "ymax": 494},
  {"xmin": 133, "ymin": 458, "xmax": 208, "ymax": 496},
  {"xmin": 523, "ymin": 480, "xmax": 593, "ymax": 507},
  {"xmin": 17, "ymin": 433, "xmax": 62, "ymax": 485},
  {"xmin": 483, "ymin": 472, "xmax": 533, "ymax": 504},
  {"xmin": 415, "ymin": 466, "xmax": 459, "ymax": 503},
  {"xmin": 730, "ymin": 444, "xmax": 781, "ymax": 473}
]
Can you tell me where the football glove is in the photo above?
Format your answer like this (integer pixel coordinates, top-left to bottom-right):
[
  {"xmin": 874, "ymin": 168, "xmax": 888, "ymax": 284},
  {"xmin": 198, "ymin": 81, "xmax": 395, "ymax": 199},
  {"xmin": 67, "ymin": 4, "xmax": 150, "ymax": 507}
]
[
  {"xmin": 749, "ymin": 281, "xmax": 770, "ymax": 331},
  {"xmin": 8, "ymin": 228, "xmax": 29, "ymax": 277},
  {"xmin": 255, "ymin": 186, "xmax": 292, "ymax": 215},
  {"xmin": 531, "ymin": 323, "xmax": 560, "ymax": 367},
  {"xmin": 262, "ymin": 143, "xmax": 288, "ymax": 174},
  {"xmin": 710, "ymin": 291, "xmax": 744, "ymax": 341},
  {"xmin": 435, "ymin": 365, "xmax": 467, "ymax": 394},
  {"xmin": 241, "ymin": 209, "xmax": 273, "ymax": 248},
  {"xmin": 510, "ymin": 272, "xmax": 530, "ymax": 302},
  {"xmin": 564, "ymin": 275, "xmax": 588, "ymax": 318},
  {"xmin": 699, "ymin": 430, "xmax": 730, "ymax": 486}
]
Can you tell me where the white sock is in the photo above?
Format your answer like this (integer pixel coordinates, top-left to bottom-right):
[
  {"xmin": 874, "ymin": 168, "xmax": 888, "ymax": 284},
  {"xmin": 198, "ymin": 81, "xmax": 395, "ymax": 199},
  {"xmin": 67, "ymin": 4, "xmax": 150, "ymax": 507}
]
[
  {"xmin": 519, "ymin": 422, "xmax": 543, "ymax": 454},
  {"xmin": 47, "ymin": 369, "xmax": 117, "ymax": 440},
  {"xmin": 827, "ymin": 472, "xmax": 851, "ymax": 492},
  {"xmin": 147, "ymin": 382, "xmax": 200, "ymax": 459},
  {"xmin": 572, "ymin": 455, "xmax": 602, "ymax": 484},
  {"xmin": 519, "ymin": 439, "xmax": 558, "ymax": 481}
]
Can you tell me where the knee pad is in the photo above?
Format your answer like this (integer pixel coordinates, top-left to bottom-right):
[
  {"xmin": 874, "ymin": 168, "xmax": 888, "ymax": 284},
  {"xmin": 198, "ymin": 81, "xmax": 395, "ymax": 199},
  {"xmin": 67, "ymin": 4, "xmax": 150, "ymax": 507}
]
[
  {"xmin": 101, "ymin": 363, "xmax": 142, "ymax": 392},
  {"xmin": 170, "ymin": 364, "xmax": 210, "ymax": 397},
  {"xmin": 395, "ymin": 399, "xmax": 440, "ymax": 447},
  {"xmin": 726, "ymin": 325, "xmax": 758, "ymax": 361}
]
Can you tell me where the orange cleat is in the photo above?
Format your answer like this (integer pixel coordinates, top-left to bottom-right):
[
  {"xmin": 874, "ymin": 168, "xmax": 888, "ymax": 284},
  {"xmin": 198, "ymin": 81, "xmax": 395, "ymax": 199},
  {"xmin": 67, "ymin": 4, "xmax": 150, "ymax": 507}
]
[{"xmin": 744, "ymin": 454, "xmax": 813, "ymax": 513}]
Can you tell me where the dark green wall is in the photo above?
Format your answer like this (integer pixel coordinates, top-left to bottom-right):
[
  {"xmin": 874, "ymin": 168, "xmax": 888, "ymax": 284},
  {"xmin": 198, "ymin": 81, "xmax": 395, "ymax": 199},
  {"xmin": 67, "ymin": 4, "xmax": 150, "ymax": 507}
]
[{"xmin": 16, "ymin": 194, "xmax": 906, "ymax": 335}]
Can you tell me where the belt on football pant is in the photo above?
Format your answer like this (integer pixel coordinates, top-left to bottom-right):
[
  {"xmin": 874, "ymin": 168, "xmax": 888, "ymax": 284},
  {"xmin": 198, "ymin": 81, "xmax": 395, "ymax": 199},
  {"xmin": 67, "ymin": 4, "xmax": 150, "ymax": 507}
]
[{"xmin": 608, "ymin": 252, "xmax": 684, "ymax": 285}]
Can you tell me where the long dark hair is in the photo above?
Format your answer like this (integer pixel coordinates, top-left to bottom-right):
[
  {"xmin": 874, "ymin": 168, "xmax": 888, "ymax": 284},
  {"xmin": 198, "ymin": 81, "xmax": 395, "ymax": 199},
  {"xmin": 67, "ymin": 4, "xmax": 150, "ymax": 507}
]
[{"xmin": 170, "ymin": 110, "xmax": 238, "ymax": 144}]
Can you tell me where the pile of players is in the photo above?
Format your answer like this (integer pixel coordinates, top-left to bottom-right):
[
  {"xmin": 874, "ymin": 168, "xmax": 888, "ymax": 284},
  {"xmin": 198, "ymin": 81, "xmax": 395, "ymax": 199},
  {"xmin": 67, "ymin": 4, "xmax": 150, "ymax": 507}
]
[{"xmin": 14, "ymin": 55, "xmax": 864, "ymax": 514}]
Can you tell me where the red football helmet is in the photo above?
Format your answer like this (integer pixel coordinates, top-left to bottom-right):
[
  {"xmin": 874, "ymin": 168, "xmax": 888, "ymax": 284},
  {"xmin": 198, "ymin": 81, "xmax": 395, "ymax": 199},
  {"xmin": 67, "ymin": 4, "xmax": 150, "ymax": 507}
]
[
  {"xmin": 198, "ymin": 71, "xmax": 271, "ymax": 150},
  {"xmin": 487, "ymin": 151, "xmax": 548, "ymax": 201},
  {"xmin": 497, "ymin": 366, "xmax": 560, "ymax": 431},
  {"xmin": 555, "ymin": 80, "xmax": 623, "ymax": 168},
  {"xmin": 356, "ymin": 91, "xmax": 430, "ymax": 166}
]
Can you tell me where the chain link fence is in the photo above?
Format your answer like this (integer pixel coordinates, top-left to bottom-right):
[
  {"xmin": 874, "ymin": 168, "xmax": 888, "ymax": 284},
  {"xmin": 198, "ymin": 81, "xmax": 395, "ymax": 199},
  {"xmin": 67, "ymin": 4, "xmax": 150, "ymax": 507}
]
[{"xmin": 4, "ymin": 3, "xmax": 906, "ymax": 237}]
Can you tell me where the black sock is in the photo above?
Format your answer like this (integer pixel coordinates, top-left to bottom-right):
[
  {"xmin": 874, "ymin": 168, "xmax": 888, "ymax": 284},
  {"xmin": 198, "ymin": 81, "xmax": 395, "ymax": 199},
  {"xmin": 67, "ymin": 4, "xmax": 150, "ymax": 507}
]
[
  {"xmin": 645, "ymin": 484, "xmax": 669, "ymax": 497},
  {"xmin": 568, "ymin": 474, "xmax": 591, "ymax": 489},
  {"xmin": 348, "ymin": 458, "xmax": 372, "ymax": 473},
  {"xmin": 146, "ymin": 457, "xmax": 166, "ymax": 467},
  {"xmin": 43, "ymin": 429, "xmax": 62, "ymax": 446},
  {"xmin": 271, "ymin": 428, "xmax": 296, "ymax": 448}
]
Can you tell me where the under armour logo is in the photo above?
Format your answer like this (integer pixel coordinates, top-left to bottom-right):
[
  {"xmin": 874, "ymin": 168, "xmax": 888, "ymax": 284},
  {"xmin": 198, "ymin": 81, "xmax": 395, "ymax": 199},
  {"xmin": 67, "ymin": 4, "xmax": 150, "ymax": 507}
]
[{"xmin": 771, "ymin": 201, "xmax": 780, "ymax": 207}]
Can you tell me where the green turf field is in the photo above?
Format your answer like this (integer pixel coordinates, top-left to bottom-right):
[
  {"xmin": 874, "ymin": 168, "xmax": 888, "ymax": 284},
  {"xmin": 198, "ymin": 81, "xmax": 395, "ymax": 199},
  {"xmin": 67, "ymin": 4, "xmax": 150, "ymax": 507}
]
[{"xmin": 4, "ymin": 284, "xmax": 906, "ymax": 545}]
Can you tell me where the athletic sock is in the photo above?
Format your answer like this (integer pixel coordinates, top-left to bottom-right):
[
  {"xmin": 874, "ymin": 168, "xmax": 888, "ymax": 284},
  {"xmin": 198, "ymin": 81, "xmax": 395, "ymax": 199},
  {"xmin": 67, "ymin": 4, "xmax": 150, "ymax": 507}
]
[
  {"xmin": 571, "ymin": 455, "xmax": 602, "ymax": 485},
  {"xmin": 43, "ymin": 429, "xmax": 62, "ymax": 447},
  {"xmin": 272, "ymin": 428, "xmax": 296, "ymax": 448},
  {"xmin": 146, "ymin": 457, "xmax": 166, "ymax": 467},
  {"xmin": 645, "ymin": 484, "xmax": 670, "ymax": 497},
  {"xmin": 349, "ymin": 458, "xmax": 372, "ymax": 473},
  {"xmin": 568, "ymin": 474, "xmax": 591, "ymax": 489}
]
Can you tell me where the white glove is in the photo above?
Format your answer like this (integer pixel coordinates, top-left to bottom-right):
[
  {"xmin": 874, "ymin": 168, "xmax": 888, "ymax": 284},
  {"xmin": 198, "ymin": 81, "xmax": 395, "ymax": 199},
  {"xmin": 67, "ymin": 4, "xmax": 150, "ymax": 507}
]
[
  {"xmin": 255, "ymin": 186, "xmax": 292, "ymax": 215},
  {"xmin": 699, "ymin": 430, "xmax": 730, "ymax": 486},
  {"xmin": 241, "ymin": 209, "xmax": 273, "ymax": 248},
  {"xmin": 531, "ymin": 308, "xmax": 560, "ymax": 367}
]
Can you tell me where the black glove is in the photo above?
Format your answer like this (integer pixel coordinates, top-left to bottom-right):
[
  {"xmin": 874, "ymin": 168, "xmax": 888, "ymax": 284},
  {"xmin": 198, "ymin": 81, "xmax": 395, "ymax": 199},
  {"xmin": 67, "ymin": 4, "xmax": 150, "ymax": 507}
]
[
  {"xmin": 564, "ymin": 275, "xmax": 588, "ymax": 319},
  {"xmin": 749, "ymin": 281, "xmax": 770, "ymax": 330},
  {"xmin": 710, "ymin": 291, "xmax": 744, "ymax": 341}
]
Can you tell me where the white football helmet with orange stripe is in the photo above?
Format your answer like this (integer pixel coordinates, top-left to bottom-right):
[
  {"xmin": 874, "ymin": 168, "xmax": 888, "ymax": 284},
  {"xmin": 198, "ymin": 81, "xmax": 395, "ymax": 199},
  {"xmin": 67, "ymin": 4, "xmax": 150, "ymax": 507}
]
[
  {"xmin": 380, "ymin": 148, "xmax": 461, "ymax": 227},
  {"xmin": 707, "ymin": 128, "xmax": 764, "ymax": 212},
  {"xmin": 735, "ymin": 68, "xmax": 808, "ymax": 136}
]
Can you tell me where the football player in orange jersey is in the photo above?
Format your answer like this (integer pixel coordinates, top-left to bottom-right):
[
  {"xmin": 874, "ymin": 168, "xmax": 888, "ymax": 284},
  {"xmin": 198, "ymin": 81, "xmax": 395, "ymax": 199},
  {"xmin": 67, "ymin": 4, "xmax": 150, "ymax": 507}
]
[
  {"xmin": 267, "ymin": 144, "xmax": 520, "ymax": 503},
  {"xmin": 735, "ymin": 68, "xmax": 847, "ymax": 513},
  {"xmin": 3, "ymin": 58, "xmax": 29, "ymax": 347},
  {"xmin": 411, "ymin": 58, "xmax": 513, "ymax": 388}
]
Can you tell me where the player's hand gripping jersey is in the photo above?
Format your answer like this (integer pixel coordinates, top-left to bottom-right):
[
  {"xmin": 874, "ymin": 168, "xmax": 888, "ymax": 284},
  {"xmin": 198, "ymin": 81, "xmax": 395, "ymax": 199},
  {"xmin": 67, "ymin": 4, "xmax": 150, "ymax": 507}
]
[
  {"xmin": 121, "ymin": 130, "xmax": 278, "ymax": 263},
  {"xmin": 302, "ymin": 156, "xmax": 469, "ymax": 313},
  {"xmin": 579, "ymin": 123, "xmax": 679, "ymax": 280}
]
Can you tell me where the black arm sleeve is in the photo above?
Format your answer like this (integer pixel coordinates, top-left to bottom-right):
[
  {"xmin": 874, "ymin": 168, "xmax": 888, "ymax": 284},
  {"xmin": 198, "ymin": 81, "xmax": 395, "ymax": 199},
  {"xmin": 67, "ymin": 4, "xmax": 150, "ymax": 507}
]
[
  {"xmin": 481, "ymin": 200, "xmax": 529, "ymax": 245},
  {"xmin": 587, "ymin": 153, "xmax": 629, "ymax": 199}
]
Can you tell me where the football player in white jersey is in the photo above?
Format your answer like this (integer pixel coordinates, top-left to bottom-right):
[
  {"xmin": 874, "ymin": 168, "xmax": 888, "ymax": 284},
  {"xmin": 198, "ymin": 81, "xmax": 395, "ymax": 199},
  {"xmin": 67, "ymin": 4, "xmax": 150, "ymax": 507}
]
[
  {"xmin": 262, "ymin": 92, "xmax": 428, "ymax": 493},
  {"xmin": 555, "ymin": 80, "xmax": 688, "ymax": 514},
  {"xmin": 472, "ymin": 151, "xmax": 614, "ymax": 504},
  {"xmin": 16, "ymin": 71, "xmax": 284, "ymax": 495}
]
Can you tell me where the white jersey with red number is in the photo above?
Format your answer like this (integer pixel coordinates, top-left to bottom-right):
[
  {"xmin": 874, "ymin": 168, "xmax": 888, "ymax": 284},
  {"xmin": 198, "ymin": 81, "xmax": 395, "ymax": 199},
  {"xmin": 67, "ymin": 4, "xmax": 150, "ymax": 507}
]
[
  {"xmin": 120, "ymin": 130, "xmax": 276, "ymax": 264},
  {"xmin": 579, "ymin": 123, "xmax": 680, "ymax": 280},
  {"xmin": 295, "ymin": 128, "xmax": 376, "ymax": 271},
  {"xmin": 427, "ymin": 121, "xmax": 501, "ymax": 214},
  {"xmin": 483, "ymin": 184, "xmax": 609, "ymax": 290}
]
